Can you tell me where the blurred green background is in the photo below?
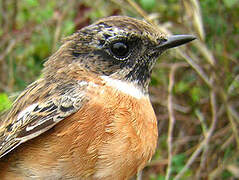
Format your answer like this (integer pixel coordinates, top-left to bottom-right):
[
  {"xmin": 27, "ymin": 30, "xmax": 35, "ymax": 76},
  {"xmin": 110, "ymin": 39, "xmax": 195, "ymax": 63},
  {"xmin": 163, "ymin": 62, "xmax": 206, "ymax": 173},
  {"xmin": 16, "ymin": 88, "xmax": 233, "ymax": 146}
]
[{"xmin": 0, "ymin": 0, "xmax": 239, "ymax": 179}]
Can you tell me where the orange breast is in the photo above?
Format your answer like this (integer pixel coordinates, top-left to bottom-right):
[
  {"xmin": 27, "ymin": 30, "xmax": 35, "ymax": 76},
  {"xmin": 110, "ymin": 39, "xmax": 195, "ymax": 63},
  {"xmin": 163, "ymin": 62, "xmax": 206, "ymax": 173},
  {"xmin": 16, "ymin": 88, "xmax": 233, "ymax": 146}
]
[
  {"xmin": 82, "ymin": 83, "xmax": 158, "ymax": 179},
  {"xmin": 0, "ymin": 82, "xmax": 158, "ymax": 180}
]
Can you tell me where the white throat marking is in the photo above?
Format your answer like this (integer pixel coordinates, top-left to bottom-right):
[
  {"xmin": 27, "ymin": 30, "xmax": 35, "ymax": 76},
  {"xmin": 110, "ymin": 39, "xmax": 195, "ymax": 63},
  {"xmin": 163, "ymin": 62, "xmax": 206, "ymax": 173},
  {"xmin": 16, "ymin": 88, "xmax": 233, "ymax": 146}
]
[{"xmin": 101, "ymin": 76, "xmax": 145, "ymax": 99}]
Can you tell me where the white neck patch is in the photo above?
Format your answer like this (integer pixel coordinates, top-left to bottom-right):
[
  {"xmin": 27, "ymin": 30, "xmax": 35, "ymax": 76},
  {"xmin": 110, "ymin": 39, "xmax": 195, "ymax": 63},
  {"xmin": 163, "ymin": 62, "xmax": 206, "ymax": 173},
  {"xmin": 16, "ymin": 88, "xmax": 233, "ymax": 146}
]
[{"xmin": 101, "ymin": 76, "xmax": 146, "ymax": 99}]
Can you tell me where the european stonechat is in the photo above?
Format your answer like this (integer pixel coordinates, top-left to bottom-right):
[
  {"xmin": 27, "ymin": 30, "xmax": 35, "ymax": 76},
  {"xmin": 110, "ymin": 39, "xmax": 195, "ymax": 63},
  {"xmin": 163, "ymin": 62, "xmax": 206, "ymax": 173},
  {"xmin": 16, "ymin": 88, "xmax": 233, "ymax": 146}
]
[{"xmin": 0, "ymin": 16, "xmax": 195, "ymax": 179}]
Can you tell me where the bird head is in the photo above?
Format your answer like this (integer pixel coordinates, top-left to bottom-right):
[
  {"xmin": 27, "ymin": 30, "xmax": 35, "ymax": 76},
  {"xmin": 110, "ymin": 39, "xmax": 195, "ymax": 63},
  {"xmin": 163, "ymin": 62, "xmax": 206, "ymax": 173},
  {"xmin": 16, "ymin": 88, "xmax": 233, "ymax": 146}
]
[{"xmin": 45, "ymin": 16, "xmax": 196, "ymax": 93}]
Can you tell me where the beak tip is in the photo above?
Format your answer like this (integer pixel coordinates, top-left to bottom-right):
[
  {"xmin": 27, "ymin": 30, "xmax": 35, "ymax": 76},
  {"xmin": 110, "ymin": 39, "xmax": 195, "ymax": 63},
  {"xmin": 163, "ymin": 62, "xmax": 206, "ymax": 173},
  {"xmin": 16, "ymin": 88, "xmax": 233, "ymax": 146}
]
[
  {"xmin": 167, "ymin": 34, "xmax": 197, "ymax": 47},
  {"xmin": 185, "ymin": 35, "xmax": 197, "ymax": 42},
  {"xmin": 158, "ymin": 34, "xmax": 197, "ymax": 50}
]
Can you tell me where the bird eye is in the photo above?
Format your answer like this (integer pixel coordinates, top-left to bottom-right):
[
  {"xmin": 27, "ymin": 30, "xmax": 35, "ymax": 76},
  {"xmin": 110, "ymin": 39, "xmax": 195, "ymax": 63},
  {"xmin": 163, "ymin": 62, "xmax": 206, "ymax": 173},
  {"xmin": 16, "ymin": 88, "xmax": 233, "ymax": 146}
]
[{"xmin": 110, "ymin": 41, "xmax": 129, "ymax": 59}]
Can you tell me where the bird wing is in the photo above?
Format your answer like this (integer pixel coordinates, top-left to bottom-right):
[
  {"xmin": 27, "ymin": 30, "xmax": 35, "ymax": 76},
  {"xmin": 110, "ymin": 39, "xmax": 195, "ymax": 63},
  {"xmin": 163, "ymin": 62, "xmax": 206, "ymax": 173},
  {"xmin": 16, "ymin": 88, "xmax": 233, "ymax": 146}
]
[{"xmin": 0, "ymin": 79, "xmax": 88, "ymax": 158}]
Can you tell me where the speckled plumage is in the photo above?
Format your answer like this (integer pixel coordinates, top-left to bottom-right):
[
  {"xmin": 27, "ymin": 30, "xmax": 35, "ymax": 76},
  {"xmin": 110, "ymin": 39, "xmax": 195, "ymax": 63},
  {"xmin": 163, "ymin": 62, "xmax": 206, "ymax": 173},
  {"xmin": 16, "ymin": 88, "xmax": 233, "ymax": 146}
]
[{"xmin": 0, "ymin": 16, "xmax": 195, "ymax": 179}]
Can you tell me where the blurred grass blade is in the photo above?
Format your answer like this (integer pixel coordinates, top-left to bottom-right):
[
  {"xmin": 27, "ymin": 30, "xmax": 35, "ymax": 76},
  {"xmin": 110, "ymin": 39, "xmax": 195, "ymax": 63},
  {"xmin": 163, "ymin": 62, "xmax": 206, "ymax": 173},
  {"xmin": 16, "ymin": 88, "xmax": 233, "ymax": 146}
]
[
  {"xmin": 195, "ymin": 41, "xmax": 216, "ymax": 65},
  {"xmin": 184, "ymin": 0, "xmax": 205, "ymax": 41},
  {"xmin": 227, "ymin": 164, "xmax": 239, "ymax": 178},
  {"xmin": 191, "ymin": 0, "xmax": 205, "ymax": 40}
]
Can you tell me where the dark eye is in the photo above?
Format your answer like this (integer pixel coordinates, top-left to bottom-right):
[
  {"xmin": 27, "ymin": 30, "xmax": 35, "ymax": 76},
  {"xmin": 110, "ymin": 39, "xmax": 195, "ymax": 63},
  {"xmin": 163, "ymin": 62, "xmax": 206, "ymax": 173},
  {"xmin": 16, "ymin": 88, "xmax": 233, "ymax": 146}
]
[{"xmin": 110, "ymin": 41, "xmax": 129, "ymax": 59}]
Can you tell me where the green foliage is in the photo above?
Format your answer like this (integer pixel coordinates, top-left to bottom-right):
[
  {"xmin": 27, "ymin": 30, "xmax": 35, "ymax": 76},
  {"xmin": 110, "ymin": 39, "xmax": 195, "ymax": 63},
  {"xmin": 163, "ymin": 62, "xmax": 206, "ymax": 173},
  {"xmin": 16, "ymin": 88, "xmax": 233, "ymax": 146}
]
[
  {"xmin": 222, "ymin": 170, "xmax": 232, "ymax": 179},
  {"xmin": 0, "ymin": 94, "xmax": 12, "ymax": 112},
  {"xmin": 25, "ymin": 0, "xmax": 39, "ymax": 7},
  {"xmin": 150, "ymin": 174, "xmax": 167, "ymax": 180},
  {"xmin": 175, "ymin": 81, "xmax": 190, "ymax": 94},
  {"xmin": 63, "ymin": 20, "xmax": 75, "ymax": 36},
  {"xmin": 171, "ymin": 154, "xmax": 192, "ymax": 176},
  {"xmin": 150, "ymin": 154, "xmax": 192, "ymax": 180},
  {"xmin": 138, "ymin": 0, "xmax": 156, "ymax": 11},
  {"xmin": 223, "ymin": 0, "xmax": 239, "ymax": 8},
  {"xmin": 190, "ymin": 86, "xmax": 202, "ymax": 103}
]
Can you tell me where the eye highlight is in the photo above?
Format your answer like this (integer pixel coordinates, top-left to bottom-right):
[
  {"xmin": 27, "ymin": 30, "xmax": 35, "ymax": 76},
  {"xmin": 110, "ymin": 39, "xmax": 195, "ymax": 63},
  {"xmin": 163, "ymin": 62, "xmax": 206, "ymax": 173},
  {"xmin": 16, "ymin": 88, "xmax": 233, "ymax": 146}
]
[{"xmin": 110, "ymin": 41, "xmax": 130, "ymax": 59}]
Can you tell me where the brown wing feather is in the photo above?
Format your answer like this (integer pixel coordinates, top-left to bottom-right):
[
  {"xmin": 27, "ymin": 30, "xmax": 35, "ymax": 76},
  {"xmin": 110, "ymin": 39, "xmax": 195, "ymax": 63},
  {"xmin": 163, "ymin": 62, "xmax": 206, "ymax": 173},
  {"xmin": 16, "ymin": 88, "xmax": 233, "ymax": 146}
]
[{"xmin": 0, "ymin": 79, "xmax": 88, "ymax": 158}]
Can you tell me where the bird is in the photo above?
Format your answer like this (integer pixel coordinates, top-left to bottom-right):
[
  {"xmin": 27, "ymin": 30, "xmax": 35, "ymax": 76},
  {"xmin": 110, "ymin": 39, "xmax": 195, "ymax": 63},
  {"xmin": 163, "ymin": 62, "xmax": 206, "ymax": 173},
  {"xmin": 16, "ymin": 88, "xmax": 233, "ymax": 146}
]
[{"xmin": 0, "ymin": 16, "xmax": 195, "ymax": 179}]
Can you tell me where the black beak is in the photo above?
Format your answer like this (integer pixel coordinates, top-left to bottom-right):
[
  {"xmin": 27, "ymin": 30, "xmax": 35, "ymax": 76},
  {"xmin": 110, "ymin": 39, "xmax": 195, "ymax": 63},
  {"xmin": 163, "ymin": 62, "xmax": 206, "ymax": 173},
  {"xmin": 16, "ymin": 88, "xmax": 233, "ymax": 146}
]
[{"xmin": 157, "ymin": 35, "xmax": 196, "ymax": 50}]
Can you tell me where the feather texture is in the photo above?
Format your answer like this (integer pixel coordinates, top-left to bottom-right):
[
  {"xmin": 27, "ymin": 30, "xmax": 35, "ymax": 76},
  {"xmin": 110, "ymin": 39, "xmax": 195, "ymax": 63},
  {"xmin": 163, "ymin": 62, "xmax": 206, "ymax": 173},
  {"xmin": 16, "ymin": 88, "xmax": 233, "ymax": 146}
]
[{"xmin": 0, "ymin": 79, "xmax": 88, "ymax": 158}]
